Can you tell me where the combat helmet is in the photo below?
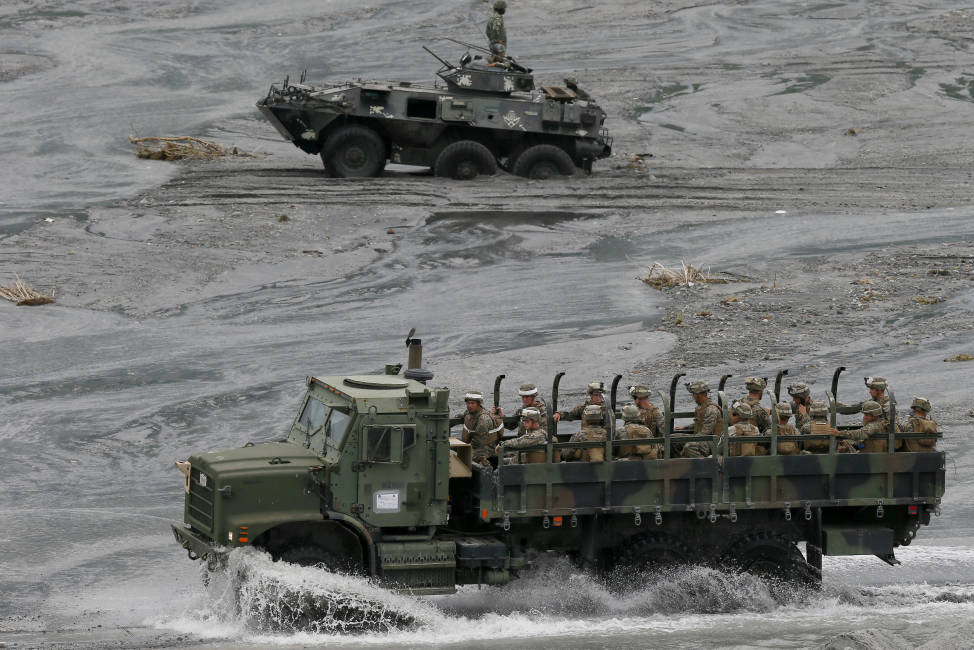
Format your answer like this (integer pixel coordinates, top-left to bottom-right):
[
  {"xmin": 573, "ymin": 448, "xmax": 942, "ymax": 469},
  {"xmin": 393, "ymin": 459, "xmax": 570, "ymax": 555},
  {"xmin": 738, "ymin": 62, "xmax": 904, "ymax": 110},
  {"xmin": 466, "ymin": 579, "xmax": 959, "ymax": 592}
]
[
  {"xmin": 521, "ymin": 407, "xmax": 541, "ymax": 422},
  {"xmin": 745, "ymin": 376, "xmax": 767, "ymax": 391},
  {"xmin": 564, "ymin": 76, "xmax": 579, "ymax": 87},
  {"xmin": 464, "ymin": 390, "xmax": 485, "ymax": 404},
  {"xmin": 808, "ymin": 400, "xmax": 829, "ymax": 418},
  {"xmin": 774, "ymin": 401, "xmax": 793, "ymax": 417},
  {"xmin": 629, "ymin": 384, "xmax": 652, "ymax": 399},
  {"xmin": 582, "ymin": 404, "xmax": 603, "ymax": 423},
  {"xmin": 861, "ymin": 400, "xmax": 883, "ymax": 416},
  {"xmin": 587, "ymin": 381, "xmax": 605, "ymax": 394},
  {"xmin": 787, "ymin": 383, "xmax": 811, "ymax": 399},
  {"xmin": 686, "ymin": 380, "xmax": 710, "ymax": 394},
  {"xmin": 621, "ymin": 404, "xmax": 642, "ymax": 423},
  {"xmin": 865, "ymin": 376, "xmax": 888, "ymax": 391},
  {"xmin": 490, "ymin": 42, "xmax": 506, "ymax": 55},
  {"xmin": 911, "ymin": 396, "xmax": 932, "ymax": 413},
  {"xmin": 493, "ymin": 0, "xmax": 506, "ymax": 11},
  {"xmin": 731, "ymin": 400, "xmax": 753, "ymax": 419},
  {"xmin": 518, "ymin": 383, "xmax": 538, "ymax": 397}
]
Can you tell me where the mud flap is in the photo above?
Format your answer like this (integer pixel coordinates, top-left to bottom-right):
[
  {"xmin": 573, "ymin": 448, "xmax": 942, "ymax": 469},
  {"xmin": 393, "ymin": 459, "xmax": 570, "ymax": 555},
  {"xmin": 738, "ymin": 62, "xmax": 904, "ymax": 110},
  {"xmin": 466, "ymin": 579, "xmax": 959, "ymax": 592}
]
[{"xmin": 821, "ymin": 524, "xmax": 894, "ymax": 557}]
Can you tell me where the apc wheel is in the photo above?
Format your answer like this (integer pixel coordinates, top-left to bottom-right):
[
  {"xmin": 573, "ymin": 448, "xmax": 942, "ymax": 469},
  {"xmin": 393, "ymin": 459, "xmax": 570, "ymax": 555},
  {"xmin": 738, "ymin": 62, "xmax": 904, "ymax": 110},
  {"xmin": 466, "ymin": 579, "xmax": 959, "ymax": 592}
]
[
  {"xmin": 321, "ymin": 126, "xmax": 386, "ymax": 178},
  {"xmin": 434, "ymin": 140, "xmax": 498, "ymax": 179},
  {"xmin": 512, "ymin": 144, "xmax": 576, "ymax": 179},
  {"xmin": 721, "ymin": 533, "xmax": 821, "ymax": 587}
]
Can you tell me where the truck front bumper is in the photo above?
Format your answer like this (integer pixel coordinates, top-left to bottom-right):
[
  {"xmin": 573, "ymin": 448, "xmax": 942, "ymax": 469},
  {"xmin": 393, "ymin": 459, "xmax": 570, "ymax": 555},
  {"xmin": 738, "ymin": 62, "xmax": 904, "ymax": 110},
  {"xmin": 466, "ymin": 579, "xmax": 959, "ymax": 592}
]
[{"xmin": 171, "ymin": 523, "xmax": 224, "ymax": 561}]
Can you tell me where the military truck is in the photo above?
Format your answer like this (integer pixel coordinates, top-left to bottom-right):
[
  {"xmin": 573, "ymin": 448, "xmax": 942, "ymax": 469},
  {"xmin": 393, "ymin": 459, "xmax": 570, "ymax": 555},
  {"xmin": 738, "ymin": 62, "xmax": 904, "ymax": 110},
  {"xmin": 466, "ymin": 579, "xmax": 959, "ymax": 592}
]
[
  {"xmin": 172, "ymin": 336, "xmax": 945, "ymax": 594},
  {"xmin": 256, "ymin": 42, "xmax": 612, "ymax": 179}
]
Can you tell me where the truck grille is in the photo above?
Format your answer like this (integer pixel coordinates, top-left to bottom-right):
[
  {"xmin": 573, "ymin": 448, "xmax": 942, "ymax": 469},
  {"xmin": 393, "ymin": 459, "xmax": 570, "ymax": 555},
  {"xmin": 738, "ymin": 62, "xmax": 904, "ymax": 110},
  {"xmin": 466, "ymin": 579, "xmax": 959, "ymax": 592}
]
[{"xmin": 188, "ymin": 468, "xmax": 214, "ymax": 532}]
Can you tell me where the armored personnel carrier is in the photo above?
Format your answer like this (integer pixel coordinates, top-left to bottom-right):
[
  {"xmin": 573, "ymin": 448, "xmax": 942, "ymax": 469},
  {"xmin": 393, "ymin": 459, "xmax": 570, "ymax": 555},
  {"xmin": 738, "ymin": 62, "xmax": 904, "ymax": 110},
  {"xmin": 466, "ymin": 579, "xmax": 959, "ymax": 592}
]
[
  {"xmin": 172, "ymin": 335, "xmax": 945, "ymax": 594},
  {"xmin": 256, "ymin": 43, "xmax": 612, "ymax": 179}
]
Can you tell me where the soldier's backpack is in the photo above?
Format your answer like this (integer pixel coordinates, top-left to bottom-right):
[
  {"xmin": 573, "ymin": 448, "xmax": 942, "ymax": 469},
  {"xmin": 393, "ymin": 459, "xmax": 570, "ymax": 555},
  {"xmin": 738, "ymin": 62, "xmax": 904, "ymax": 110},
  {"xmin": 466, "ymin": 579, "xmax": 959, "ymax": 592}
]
[{"xmin": 905, "ymin": 417, "xmax": 937, "ymax": 451}]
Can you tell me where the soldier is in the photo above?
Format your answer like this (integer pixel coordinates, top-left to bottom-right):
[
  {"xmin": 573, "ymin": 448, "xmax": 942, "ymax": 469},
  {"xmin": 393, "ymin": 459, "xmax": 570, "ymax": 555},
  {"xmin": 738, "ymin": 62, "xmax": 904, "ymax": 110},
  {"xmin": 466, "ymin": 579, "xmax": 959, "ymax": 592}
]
[
  {"xmin": 843, "ymin": 400, "xmax": 899, "ymax": 453},
  {"xmin": 800, "ymin": 400, "xmax": 856, "ymax": 454},
  {"xmin": 458, "ymin": 390, "xmax": 497, "ymax": 465},
  {"xmin": 496, "ymin": 407, "xmax": 548, "ymax": 464},
  {"xmin": 564, "ymin": 76, "xmax": 591, "ymax": 101},
  {"xmin": 553, "ymin": 381, "xmax": 606, "ymax": 423},
  {"xmin": 629, "ymin": 384, "xmax": 664, "ymax": 435},
  {"xmin": 722, "ymin": 401, "xmax": 763, "ymax": 456},
  {"xmin": 674, "ymin": 380, "xmax": 722, "ymax": 458},
  {"xmin": 837, "ymin": 376, "xmax": 894, "ymax": 423},
  {"xmin": 561, "ymin": 404, "xmax": 607, "ymax": 462},
  {"xmin": 486, "ymin": 0, "xmax": 507, "ymax": 62},
  {"xmin": 898, "ymin": 397, "xmax": 938, "ymax": 452},
  {"xmin": 742, "ymin": 376, "xmax": 771, "ymax": 433},
  {"xmin": 497, "ymin": 383, "xmax": 548, "ymax": 435},
  {"xmin": 618, "ymin": 404, "xmax": 660, "ymax": 460},
  {"xmin": 787, "ymin": 383, "xmax": 813, "ymax": 430},
  {"xmin": 773, "ymin": 402, "xmax": 801, "ymax": 455}
]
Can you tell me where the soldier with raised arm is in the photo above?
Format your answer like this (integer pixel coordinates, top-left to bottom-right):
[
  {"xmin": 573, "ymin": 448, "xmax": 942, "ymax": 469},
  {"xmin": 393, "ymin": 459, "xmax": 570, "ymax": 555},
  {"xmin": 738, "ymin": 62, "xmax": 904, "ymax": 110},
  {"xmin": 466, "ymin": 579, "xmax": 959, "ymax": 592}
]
[
  {"xmin": 554, "ymin": 381, "xmax": 607, "ymax": 423},
  {"xmin": 630, "ymin": 384, "xmax": 664, "ymax": 435},
  {"xmin": 787, "ymin": 383, "xmax": 813, "ymax": 430},
  {"xmin": 836, "ymin": 376, "xmax": 894, "ymax": 423}
]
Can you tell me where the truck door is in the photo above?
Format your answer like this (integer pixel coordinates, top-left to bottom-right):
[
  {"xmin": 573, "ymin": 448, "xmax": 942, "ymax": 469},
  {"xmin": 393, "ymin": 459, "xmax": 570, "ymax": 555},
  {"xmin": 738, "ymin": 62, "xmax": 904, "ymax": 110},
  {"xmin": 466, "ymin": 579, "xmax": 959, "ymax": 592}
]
[{"xmin": 357, "ymin": 422, "xmax": 431, "ymax": 527}]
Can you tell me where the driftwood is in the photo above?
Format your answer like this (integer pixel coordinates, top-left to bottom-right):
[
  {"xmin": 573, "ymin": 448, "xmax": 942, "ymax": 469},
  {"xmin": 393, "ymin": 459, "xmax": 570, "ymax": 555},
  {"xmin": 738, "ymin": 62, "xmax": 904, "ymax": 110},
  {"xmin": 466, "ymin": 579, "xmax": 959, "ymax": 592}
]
[
  {"xmin": 129, "ymin": 136, "xmax": 257, "ymax": 161},
  {"xmin": 0, "ymin": 276, "xmax": 56, "ymax": 306}
]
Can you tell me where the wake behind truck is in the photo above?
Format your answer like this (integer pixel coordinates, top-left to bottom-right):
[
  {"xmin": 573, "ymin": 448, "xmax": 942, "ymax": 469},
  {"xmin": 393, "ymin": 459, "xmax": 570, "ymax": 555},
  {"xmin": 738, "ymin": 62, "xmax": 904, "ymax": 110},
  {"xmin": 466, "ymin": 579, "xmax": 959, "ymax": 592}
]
[{"xmin": 171, "ymin": 335, "xmax": 945, "ymax": 593}]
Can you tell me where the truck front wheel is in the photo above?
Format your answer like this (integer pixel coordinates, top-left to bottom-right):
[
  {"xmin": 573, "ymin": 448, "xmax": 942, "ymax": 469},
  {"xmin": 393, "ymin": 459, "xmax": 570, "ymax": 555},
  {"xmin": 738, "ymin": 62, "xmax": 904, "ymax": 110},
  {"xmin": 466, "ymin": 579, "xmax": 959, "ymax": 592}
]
[
  {"xmin": 434, "ymin": 140, "xmax": 498, "ymax": 180},
  {"xmin": 512, "ymin": 144, "xmax": 575, "ymax": 179},
  {"xmin": 279, "ymin": 544, "xmax": 358, "ymax": 574},
  {"xmin": 321, "ymin": 126, "xmax": 386, "ymax": 178}
]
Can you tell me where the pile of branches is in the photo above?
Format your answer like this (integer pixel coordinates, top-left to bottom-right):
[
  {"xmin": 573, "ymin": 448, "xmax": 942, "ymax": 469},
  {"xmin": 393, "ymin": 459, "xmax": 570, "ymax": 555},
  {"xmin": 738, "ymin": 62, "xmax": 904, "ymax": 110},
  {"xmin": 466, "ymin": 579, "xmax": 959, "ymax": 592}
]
[
  {"xmin": 642, "ymin": 261, "xmax": 731, "ymax": 290},
  {"xmin": 130, "ymin": 136, "xmax": 256, "ymax": 161},
  {"xmin": 0, "ymin": 276, "xmax": 55, "ymax": 306}
]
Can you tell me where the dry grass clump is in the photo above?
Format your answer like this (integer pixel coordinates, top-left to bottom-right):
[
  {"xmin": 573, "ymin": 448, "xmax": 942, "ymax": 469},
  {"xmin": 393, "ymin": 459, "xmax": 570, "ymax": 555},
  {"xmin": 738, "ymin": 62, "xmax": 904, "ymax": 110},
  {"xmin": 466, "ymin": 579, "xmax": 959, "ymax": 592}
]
[
  {"xmin": 642, "ymin": 261, "xmax": 731, "ymax": 290},
  {"xmin": 0, "ymin": 276, "xmax": 56, "ymax": 306},
  {"xmin": 914, "ymin": 296, "xmax": 944, "ymax": 305},
  {"xmin": 945, "ymin": 354, "xmax": 974, "ymax": 362},
  {"xmin": 130, "ymin": 136, "xmax": 256, "ymax": 161}
]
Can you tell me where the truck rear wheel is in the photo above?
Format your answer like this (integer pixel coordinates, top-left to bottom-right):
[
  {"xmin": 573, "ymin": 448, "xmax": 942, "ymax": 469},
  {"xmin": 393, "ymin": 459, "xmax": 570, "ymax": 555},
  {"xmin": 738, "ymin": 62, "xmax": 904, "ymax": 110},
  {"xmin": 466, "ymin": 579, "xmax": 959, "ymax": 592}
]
[
  {"xmin": 321, "ymin": 126, "xmax": 386, "ymax": 178},
  {"xmin": 614, "ymin": 533, "xmax": 691, "ymax": 575},
  {"xmin": 721, "ymin": 533, "xmax": 821, "ymax": 587},
  {"xmin": 434, "ymin": 140, "xmax": 498, "ymax": 179},
  {"xmin": 512, "ymin": 144, "xmax": 575, "ymax": 179}
]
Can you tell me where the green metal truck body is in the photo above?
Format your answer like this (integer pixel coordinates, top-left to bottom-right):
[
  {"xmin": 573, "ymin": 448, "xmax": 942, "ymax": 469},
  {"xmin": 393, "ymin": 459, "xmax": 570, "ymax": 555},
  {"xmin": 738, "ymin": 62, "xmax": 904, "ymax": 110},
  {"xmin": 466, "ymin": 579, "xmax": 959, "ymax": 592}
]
[{"xmin": 172, "ymin": 344, "xmax": 945, "ymax": 594}]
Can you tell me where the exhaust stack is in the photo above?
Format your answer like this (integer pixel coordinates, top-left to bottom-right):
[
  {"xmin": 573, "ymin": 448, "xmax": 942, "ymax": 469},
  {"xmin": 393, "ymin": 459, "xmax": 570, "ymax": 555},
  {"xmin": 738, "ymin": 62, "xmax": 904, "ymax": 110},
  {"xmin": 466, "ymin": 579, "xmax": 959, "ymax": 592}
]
[{"xmin": 403, "ymin": 329, "xmax": 434, "ymax": 383}]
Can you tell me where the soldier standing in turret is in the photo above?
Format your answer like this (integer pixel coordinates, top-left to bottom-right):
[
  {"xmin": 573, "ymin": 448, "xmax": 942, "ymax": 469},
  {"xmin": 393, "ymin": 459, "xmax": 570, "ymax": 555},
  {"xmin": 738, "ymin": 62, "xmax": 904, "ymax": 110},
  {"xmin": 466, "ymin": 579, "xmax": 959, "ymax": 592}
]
[
  {"xmin": 564, "ymin": 76, "xmax": 591, "ymax": 101},
  {"xmin": 486, "ymin": 0, "xmax": 507, "ymax": 63}
]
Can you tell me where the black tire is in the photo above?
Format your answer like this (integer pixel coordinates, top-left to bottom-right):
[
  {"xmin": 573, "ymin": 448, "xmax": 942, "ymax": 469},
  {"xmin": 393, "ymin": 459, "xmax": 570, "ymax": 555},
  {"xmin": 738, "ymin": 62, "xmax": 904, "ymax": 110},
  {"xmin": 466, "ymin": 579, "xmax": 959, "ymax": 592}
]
[
  {"xmin": 512, "ymin": 144, "xmax": 576, "ymax": 179},
  {"xmin": 614, "ymin": 533, "xmax": 692, "ymax": 574},
  {"xmin": 721, "ymin": 533, "xmax": 821, "ymax": 587},
  {"xmin": 433, "ymin": 140, "xmax": 498, "ymax": 179},
  {"xmin": 278, "ymin": 544, "xmax": 355, "ymax": 573},
  {"xmin": 320, "ymin": 126, "xmax": 386, "ymax": 178}
]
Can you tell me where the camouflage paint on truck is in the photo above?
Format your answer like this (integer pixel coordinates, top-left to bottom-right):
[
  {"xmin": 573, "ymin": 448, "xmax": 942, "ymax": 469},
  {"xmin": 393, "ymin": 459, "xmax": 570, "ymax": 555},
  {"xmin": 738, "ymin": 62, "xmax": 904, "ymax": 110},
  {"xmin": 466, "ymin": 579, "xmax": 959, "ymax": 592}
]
[{"xmin": 172, "ymin": 337, "xmax": 945, "ymax": 595}]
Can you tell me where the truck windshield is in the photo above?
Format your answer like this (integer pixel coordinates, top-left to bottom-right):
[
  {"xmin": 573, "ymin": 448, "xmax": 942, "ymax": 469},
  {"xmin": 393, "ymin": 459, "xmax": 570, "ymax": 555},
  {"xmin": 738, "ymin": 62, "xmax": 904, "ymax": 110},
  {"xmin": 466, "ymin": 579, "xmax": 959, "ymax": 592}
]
[{"xmin": 296, "ymin": 396, "xmax": 352, "ymax": 450}]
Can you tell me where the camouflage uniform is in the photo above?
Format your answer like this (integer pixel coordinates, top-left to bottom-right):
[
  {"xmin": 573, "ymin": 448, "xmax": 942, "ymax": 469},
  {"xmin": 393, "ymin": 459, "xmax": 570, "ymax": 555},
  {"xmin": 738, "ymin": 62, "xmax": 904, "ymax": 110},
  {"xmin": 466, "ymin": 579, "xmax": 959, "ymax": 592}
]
[
  {"xmin": 618, "ymin": 404, "xmax": 660, "ymax": 460},
  {"xmin": 788, "ymin": 383, "xmax": 813, "ymax": 430},
  {"xmin": 504, "ymin": 385, "xmax": 548, "ymax": 436},
  {"xmin": 561, "ymin": 405, "xmax": 607, "ymax": 462},
  {"xmin": 677, "ymin": 380, "xmax": 721, "ymax": 458},
  {"xmin": 845, "ymin": 400, "xmax": 900, "ymax": 453},
  {"xmin": 458, "ymin": 391, "xmax": 495, "ymax": 464},
  {"xmin": 629, "ymin": 385, "xmax": 664, "ymax": 435},
  {"xmin": 899, "ymin": 397, "xmax": 938, "ymax": 452},
  {"xmin": 743, "ymin": 377, "xmax": 770, "ymax": 433},
  {"xmin": 773, "ymin": 402, "xmax": 801, "ymax": 455},
  {"xmin": 836, "ymin": 377, "xmax": 893, "ymax": 422},
  {"xmin": 499, "ymin": 408, "xmax": 548, "ymax": 464},
  {"xmin": 485, "ymin": 2, "xmax": 506, "ymax": 62},
  {"xmin": 558, "ymin": 382, "xmax": 607, "ymax": 422},
  {"xmin": 723, "ymin": 401, "xmax": 764, "ymax": 457}
]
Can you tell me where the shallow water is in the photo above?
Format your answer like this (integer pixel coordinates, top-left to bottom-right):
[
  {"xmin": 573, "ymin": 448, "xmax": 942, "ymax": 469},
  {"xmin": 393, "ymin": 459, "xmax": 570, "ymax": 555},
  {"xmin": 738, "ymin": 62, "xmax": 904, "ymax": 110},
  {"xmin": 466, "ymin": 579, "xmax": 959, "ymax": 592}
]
[{"xmin": 3, "ymin": 0, "xmax": 974, "ymax": 648}]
